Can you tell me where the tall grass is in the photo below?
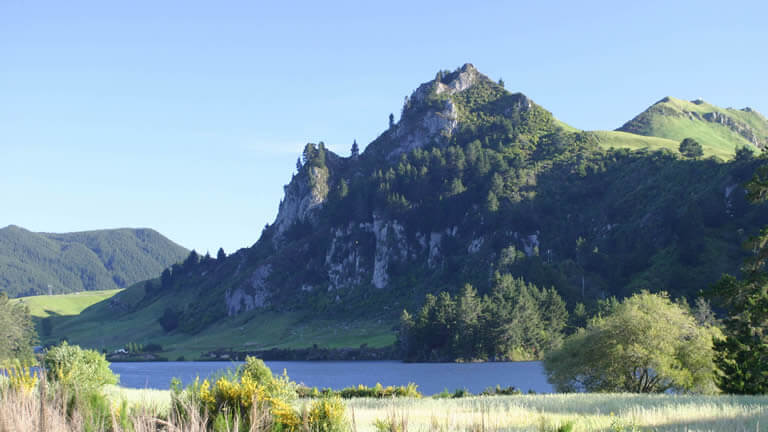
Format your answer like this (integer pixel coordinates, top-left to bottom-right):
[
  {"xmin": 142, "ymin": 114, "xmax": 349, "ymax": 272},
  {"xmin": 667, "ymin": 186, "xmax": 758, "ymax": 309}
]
[
  {"xmin": 2, "ymin": 377, "xmax": 767, "ymax": 432},
  {"xmin": 348, "ymin": 394, "xmax": 768, "ymax": 432}
]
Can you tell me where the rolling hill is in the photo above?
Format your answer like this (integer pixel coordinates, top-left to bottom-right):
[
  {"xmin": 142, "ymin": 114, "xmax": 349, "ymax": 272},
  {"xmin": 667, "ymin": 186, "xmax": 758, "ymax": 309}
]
[
  {"xmin": 617, "ymin": 96, "xmax": 768, "ymax": 158},
  {"xmin": 0, "ymin": 225, "xmax": 188, "ymax": 297}
]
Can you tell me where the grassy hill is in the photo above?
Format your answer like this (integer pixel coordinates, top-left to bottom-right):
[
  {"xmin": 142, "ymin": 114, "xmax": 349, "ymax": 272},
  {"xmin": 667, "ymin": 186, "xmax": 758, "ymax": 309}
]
[
  {"xmin": 39, "ymin": 281, "xmax": 393, "ymax": 360},
  {"xmin": 617, "ymin": 96, "xmax": 768, "ymax": 158},
  {"xmin": 12, "ymin": 289, "xmax": 122, "ymax": 318},
  {"xmin": 0, "ymin": 226, "xmax": 188, "ymax": 297}
]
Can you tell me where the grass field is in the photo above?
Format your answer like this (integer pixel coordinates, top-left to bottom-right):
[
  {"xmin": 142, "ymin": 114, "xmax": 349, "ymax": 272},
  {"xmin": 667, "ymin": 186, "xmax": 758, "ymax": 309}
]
[
  {"xmin": 106, "ymin": 387, "xmax": 767, "ymax": 431},
  {"xmin": 12, "ymin": 289, "xmax": 123, "ymax": 318},
  {"xmin": 34, "ymin": 282, "xmax": 394, "ymax": 360}
]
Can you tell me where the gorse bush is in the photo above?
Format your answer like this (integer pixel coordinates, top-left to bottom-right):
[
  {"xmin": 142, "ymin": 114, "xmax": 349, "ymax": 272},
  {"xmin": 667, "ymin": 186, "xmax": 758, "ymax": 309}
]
[
  {"xmin": 307, "ymin": 396, "xmax": 348, "ymax": 432},
  {"xmin": 3, "ymin": 359, "xmax": 39, "ymax": 394},
  {"xmin": 173, "ymin": 356, "xmax": 349, "ymax": 431},
  {"xmin": 43, "ymin": 341, "xmax": 118, "ymax": 393}
]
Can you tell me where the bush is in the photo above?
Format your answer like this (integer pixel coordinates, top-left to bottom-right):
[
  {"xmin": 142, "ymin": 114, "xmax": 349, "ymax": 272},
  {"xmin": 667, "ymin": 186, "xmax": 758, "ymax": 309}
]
[
  {"xmin": 173, "ymin": 356, "xmax": 303, "ymax": 430},
  {"xmin": 43, "ymin": 341, "xmax": 118, "ymax": 393},
  {"xmin": 3, "ymin": 359, "xmax": 38, "ymax": 394},
  {"xmin": 307, "ymin": 396, "xmax": 348, "ymax": 432}
]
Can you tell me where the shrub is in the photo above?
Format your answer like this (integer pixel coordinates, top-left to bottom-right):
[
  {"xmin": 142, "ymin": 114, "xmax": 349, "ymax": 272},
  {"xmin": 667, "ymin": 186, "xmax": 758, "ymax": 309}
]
[
  {"xmin": 3, "ymin": 359, "xmax": 38, "ymax": 394},
  {"xmin": 43, "ymin": 341, "xmax": 118, "ymax": 393},
  {"xmin": 173, "ymin": 356, "xmax": 302, "ymax": 430},
  {"xmin": 480, "ymin": 385, "xmax": 522, "ymax": 396},
  {"xmin": 307, "ymin": 396, "xmax": 348, "ymax": 432}
]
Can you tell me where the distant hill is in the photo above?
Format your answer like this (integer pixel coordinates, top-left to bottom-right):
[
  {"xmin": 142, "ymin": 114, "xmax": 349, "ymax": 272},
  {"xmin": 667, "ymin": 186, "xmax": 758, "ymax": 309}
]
[
  {"xmin": 0, "ymin": 226, "xmax": 188, "ymax": 297},
  {"xmin": 617, "ymin": 96, "xmax": 768, "ymax": 159}
]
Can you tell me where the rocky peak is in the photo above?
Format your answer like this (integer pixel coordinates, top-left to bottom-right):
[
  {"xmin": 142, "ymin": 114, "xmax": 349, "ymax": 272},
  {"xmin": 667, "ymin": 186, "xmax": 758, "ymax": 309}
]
[{"xmin": 382, "ymin": 64, "xmax": 492, "ymax": 160}]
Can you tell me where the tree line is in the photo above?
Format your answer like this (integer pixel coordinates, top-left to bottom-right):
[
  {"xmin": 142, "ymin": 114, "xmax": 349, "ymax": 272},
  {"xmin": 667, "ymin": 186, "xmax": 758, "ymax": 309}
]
[{"xmin": 398, "ymin": 274, "xmax": 567, "ymax": 361}]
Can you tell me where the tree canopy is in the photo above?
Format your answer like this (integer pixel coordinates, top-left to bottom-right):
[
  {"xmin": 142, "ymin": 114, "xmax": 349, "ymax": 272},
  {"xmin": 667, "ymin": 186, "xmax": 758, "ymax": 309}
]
[
  {"xmin": 544, "ymin": 291, "xmax": 720, "ymax": 394},
  {"xmin": 679, "ymin": 137, "xmax": 704, "ymax": 159},
  {"xmin": 399, "ymin": 275, "xmax": 567, "ymax": 361},
  {"xmin": 0, "ymin": 292, "xmax": 37, "ymax": 362},
  {"xmin": 711, "ymin": 159, "xmax": 768, "ymax": 394}
]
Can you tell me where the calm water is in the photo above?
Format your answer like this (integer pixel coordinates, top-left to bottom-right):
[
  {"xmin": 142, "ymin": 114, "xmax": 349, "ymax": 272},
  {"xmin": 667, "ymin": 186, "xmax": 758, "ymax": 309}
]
[{"xmin": 110, "ymin": 361, "xmax": 552, "ymax": 395}]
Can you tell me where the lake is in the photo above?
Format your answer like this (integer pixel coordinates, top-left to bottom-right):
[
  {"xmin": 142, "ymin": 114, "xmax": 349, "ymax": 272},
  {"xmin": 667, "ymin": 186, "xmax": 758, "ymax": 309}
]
[{"xmin": 111, "ymin": 361, "xmax": 552, "ymax": 395}]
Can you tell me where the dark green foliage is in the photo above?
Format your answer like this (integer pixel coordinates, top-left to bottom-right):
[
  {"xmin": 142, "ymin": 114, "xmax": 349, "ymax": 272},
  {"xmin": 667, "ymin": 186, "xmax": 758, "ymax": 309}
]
[
  {"xmin": 351, "ymin": 139, "xmax": 359, "ymax": 158},
  {"xmin": 159, "ymin": 307, "xmax": 180, "ymax": 332},
  {"xmin": 160, "ymin": 268, "xmax": 172, "ymax": 290},
  {"xmin": 217, "ymin": 247, "xmax": 226, "ymax": 261},
  {"xmin": 0, "ymin": 226, "xmax": 187, "ymax": 297},
  {"xmin": 298, "ymin": 383, "xmax": 421, "ymax": 399},
  {"xmin": 680, "ymin": 137, "xmax": 704, "ymax": 158},
  {"xmin": 0, "ymin": 292, "xmax": 37, "ymax": 361},
  {"xmin": 399, "ymin": 277, "xmax": 567, "ymax": 361},
  {"xmin": 711, "ymin": 161, "xmax": 768, "ymax": 394}
]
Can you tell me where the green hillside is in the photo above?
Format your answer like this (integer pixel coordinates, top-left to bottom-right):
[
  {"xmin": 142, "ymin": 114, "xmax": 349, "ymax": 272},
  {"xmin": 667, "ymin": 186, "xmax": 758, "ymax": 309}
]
[
  {"xmin": 41, "ymin": 65, "xmax": 768, "ymax": 359},
  {"xmin": 12, "ymin": 289, "xmax": 122, "ymax": 318},
  {"xmin": 0, "ymin": 226, "xmax": 188, "ymax": 297},
  {"xmin": 40, "ymin": 282, "xmax": 393, "ymax": 360},
  {"xmin": 590, "ymin": 130, "xmax": 709, "ymax": 157},
  {"xmin": 617, "ymin": 96, "xmax": 768, "ymax": 158}
]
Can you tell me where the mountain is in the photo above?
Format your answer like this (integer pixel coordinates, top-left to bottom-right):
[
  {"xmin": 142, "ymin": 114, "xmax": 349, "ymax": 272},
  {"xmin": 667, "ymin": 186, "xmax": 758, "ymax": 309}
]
[
  {"xmin": 44, "ymin": 64, "xmax": 768, "ymax": 359},
  {"xmin": 0, "ymin": 225, "xmax": 188, "ymax": 297},
  {"xmin": 617, "ymin": 96, "xmax": 768, "ymax": 159}
]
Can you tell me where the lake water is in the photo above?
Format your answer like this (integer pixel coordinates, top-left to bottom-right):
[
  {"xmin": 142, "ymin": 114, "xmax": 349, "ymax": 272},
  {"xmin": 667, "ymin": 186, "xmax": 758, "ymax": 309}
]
[{"xmin": 111, "ymin": 361, "xmax": 552, "ymax": 395}]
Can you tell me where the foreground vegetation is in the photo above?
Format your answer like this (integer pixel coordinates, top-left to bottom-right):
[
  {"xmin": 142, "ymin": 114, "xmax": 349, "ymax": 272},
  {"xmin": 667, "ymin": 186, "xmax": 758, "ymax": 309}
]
[{"xmin": 3, "ymin": 378, "xmax": 767, "ymax": 431}]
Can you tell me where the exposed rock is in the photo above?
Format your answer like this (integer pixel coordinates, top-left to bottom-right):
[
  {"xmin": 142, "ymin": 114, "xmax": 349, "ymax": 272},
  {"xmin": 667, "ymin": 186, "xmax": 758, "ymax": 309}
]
[
  {"xmin": 326, "ymin": 224, "xmax": 365, "ymax": 291},
  {"xmin": 388, "ymin": 99, "xmax": 458, "ymax": 160},
  {"xmin": 371, "ymin": 215, "xmax": 408, "ymax": 289},
  {"xmin": 226, "ymin": 264, "xmax": 271, "ymax": 316},
  {"xmin": 428, "ymin": 232, "xmax": 443, "ymax": 268},
  {"xmin": 468, "ymin": 237, "xmax": 484, "ymax": 254},
  {"xmin": 523, "ymin": 232, "xmax": 540, "ymax": 257},
  {"xmin": 273, "ymin": 166, "xmax": 330, "ymax": 238},
  {"xmin": 701, "ymin": 111, "xmax": 764, "ymax": 147}
]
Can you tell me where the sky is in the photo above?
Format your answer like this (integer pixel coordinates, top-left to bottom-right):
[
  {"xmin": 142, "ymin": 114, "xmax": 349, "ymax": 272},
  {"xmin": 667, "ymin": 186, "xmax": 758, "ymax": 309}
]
[{"xmin": 1, "ymin": 0, "xmax": 767, "ymax": 254}]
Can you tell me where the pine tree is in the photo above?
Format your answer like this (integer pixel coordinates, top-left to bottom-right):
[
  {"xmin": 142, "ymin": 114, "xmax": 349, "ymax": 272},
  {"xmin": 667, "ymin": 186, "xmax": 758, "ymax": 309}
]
[
  {"xmin": 351, "ymin": 140, "xmax": 359, "ymax": 158},
  {"xmin": 711, "ymin": 162, "xmax": 768, "ymax": 394},
  {"xmin": 217, "ymin": 247, "xmax": 226, "ymax": 261},
  {"xmin": 161, "ymin": 268, "xmax": 172, "ymax": 289}
]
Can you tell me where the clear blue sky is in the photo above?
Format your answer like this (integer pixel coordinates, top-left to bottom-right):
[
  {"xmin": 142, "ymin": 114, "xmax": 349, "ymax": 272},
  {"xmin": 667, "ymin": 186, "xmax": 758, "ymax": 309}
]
[{"xmin": 2, "ymin": 0, "xmax": 766, "ymax": 254}]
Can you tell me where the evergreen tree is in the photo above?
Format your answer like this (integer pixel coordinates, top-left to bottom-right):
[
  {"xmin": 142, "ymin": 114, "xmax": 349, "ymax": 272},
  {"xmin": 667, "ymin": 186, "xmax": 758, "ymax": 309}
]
[
  {"xmin": 389, "ymin": 113, "xmax": 395, "ymax": 129},
  {"xmin": 486, "ymin": 191, "xmax": 499, "ymax": 212},
  {"xmin": 0, "ymin": 292, "xmax": 36, "ymax": 361},
  {"xmin": 217, "ymin": 247, "xmax": 226, "ymax": 261},
  {"xmin": 184, "ymin": 250, "xmax": 199, "ymax": 269},
  {"xmin": 160, "ymin": 268, "xmax": 172, "ymax": 289},
  {"xmin": 351, "ymin": 140, "xmax": 359, "ymax": 158},
  {"xmin": 711, "ymin": 162, "xmax": 768, "ymax": 393}
]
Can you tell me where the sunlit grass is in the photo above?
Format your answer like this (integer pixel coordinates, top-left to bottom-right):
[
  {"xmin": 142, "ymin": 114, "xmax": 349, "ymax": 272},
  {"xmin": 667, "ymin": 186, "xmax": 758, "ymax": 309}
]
[{"xmin": 345, "ymin": 394, "xmax": 768, "ymax": 431}]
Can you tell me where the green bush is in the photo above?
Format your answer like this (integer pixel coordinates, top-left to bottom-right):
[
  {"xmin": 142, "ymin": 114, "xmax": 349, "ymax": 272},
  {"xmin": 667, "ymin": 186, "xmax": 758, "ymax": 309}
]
[{"xmin": 43, "ymin": 341, "xmax": 118, "ymax": 392}]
